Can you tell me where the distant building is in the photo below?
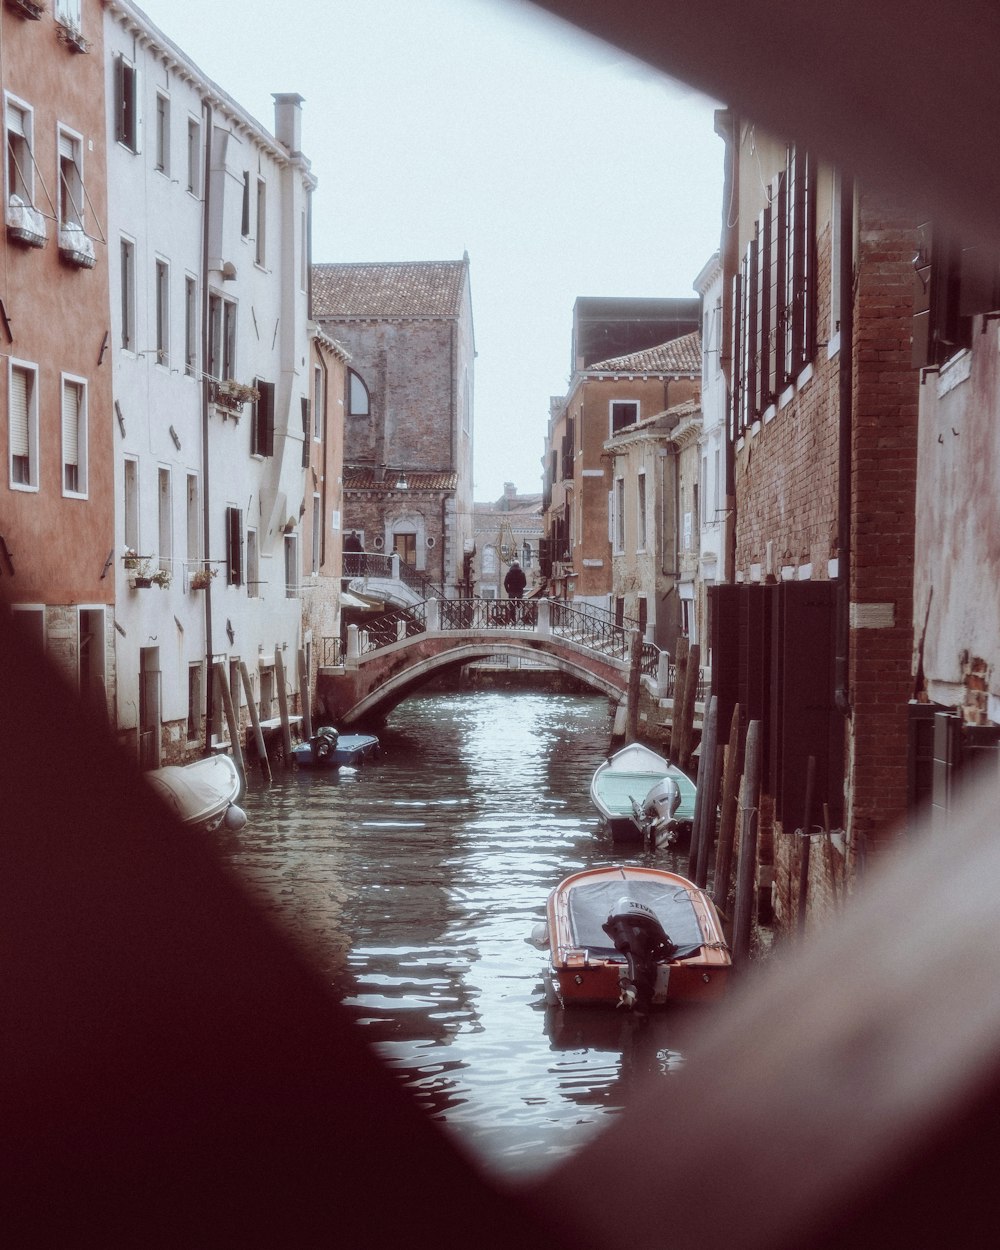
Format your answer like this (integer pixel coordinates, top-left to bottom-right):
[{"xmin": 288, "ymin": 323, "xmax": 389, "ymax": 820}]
[
  {"xmin": 543, "ymin": 326, "xmax": 701, "ymax": 611},
  {"xmin": 312, "ymin": 258, "xmax": 475, "ymax": 597},
  {"xmin": 472, "ymin": 482, "xmax": 544, "ymax": 599}
]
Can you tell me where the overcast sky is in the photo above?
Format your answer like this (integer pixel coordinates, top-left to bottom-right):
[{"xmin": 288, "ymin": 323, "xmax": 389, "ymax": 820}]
[{"xmin": 136, "ymin": 0, "xmax": 724, "ymax": 502}]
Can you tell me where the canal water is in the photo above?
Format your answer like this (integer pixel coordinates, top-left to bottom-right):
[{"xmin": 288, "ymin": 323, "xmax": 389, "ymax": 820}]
[{"xmin": 222, "ymin": 689, "xmax": 704, "ymax": 1185}]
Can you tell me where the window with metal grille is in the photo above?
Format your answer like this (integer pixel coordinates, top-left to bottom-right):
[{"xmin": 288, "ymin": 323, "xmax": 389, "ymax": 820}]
[{"xmin": 611, "ymin": 401, "xmax": 638, "ymax": 434}]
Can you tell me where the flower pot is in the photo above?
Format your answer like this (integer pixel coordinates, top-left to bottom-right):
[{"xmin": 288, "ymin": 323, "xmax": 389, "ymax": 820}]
[{"xmin": 132, "ymin": 577, "xmax": 152, "ymax": 589}]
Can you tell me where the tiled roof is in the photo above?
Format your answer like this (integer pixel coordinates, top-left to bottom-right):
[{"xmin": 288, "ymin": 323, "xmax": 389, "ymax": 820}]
[
  {"xmin": 588, "ymin": 330, "xmax": 702, "ymax": 375},
  {"xmin": 343, "ymin": 467, "xmax": 458, "ymax": 491},
  {"xmin": 312, "ymin": 260, "xmax": 468, "ymax": 319}
]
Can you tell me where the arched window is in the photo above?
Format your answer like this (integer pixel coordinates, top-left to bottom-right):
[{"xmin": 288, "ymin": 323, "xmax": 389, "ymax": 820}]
[{"xmin": 348, "ymin": 369, "xmax": 370, "ymax": 417}]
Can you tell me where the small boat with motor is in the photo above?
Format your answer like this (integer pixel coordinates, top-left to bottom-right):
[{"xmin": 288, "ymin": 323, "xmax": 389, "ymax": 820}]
[
  {"xmin": 291, "ymin": 724, "xmax": 380, "ymax": 770},
  {"xmin": 589, "ymin": 742, "xmax": 696, "ymax": 844},
  {"xmin": 542, "ymin": 864, "xmax": 731, "ymax": 1012},
  {"xmin": 146, "ymin": 753, "xmax": 247, "ymax": 833}
]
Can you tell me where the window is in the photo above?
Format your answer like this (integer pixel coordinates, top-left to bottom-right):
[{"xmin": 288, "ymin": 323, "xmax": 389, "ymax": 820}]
[
  {"xmin": 61, "ymin": 375, "xmax": 87, "ymax": 496},
  {"xmin": 226, "ymin": 505, "xmax": 243, "ymax": 586},
  {"xmin": 240, "ymin": 171, "xmax": 251, "ymax": 237},
  {"xmin": 482, "ymin": 545, "xmax": 497, "ymax": 576},
  {"xmin": 9, "ymin": 361, "xmax": 38, "ymax": 489},
  {"xmin": 246, "ymin": 527, "xmax": 259, "ymax": 597},
  {"xmin": 614, "ymin": 477, "xmax": 625, "ymax": 553},
  {"xmin": 911, "ymin": 224, "xmax": 998, "ymax": 369},
  {"xmin": 123, "ymin": 456, "xmax": 139, "ymax": 554},
  {"xmin": 714, "ymin": 447, "xmax": 721, "ymax": 519},
  {"xmin": 186, "ymin": 472, "xmax": 199, "ymax": 563},
  {"xmin": 55, "ymin": 0, "xmax": 82, "ymax": 23},
  {"xmin": 251, "ymin": 380, "xmax": 275, "ymax": 457},
  {"xmin": 158, "ymin": 468, "xmax": 172, "ymax": 575},
  {"xmin": 255, "ymin": 176, "xmax": 266, "ymax": 266},
  {"xmin": 611, "ymin": 401, "xmax": 639, "ymax": 434},
  {"xmin": 207, "ymin": 293, "xmax": 236, "ymax": 380},
  {"xmin": 114, "ymin": 54, "xmax": 139, "ymax": 153},
  {"xmin": 394, "ymin": 532, "xmax": 416, "ymax": 567},
  {"xmin": 701, "ymin": 457, "xmax": 708, "ymax": 526},
  {"xmin": 186, "ymin": 117, "xmax": 201, "ymax": 196},
  {"xmin": 120, "ymin": 237, "xmax": 135, "ymax": 351},
  {"xmin": 155, "ymin": 93, "xmax": 170, "ymax": 175},
  {"xmin": 6, "ymin": 98, "xmax": 34, "ymax": 206},
  {"xmin": 784, "ymin": 146, "xmax": 816, "ymax": 380},
  {"xmin": 313, "ymin": 364, "xmax": 324, "ymax": 443},
  {"xmin": 637, "ymin": 471, "xmax": 647, "ymax": 551},
  {"xmin": 637, "ymin": 596, "xmax": 648, "ymax": 637},
  {"xmin": 311, "ymin": 493, "xmax": 321, "ymax": 575},
  {"xmin": 300, "ymin": 397, "xmax": 310, "ymax": 467},
  {"xmin": 184, "ymin": 275, "xmax": 197, "ymax": 376},
  {"xmin": 187, "ymin": 663, "xmax": 202, "ymax": 741},
  {"xmin": 348, "ymin": 369, "xmax": 369, "ymax": 416},
  {"xmin": 284, "ymin": 533, "xmax": 298, "ymax": 597},
  {"xmin": 155, "ymin": 259, "xmax": 169, "ymax": 365},
  {"xmin": 57, "ymin": 127, "xmax": 84, "ymax": 229}
]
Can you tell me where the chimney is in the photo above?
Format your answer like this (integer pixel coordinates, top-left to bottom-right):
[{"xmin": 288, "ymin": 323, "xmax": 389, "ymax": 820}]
[{"xmin": 272, "ymin": 93, "xmax": 304, "ymax": 154}]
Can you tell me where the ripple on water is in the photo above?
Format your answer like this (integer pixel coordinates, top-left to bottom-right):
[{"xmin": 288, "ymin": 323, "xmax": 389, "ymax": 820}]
[{"xmin": 232, "ymin": 688, "xmax": 700, "ymax": 1183}]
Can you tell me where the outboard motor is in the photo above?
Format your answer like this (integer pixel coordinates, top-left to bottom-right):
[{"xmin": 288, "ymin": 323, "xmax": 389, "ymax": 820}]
[
  {"xmin": 602, "ymin": 897, "xmax": 676, "ymax": 1013},
  {"xmin": 642, "ymin": 776, "xmax": 682, "ymax": 846},
  {"xmin": 311, "ymin": 725, "xmax": 340, "ymax": 762}
]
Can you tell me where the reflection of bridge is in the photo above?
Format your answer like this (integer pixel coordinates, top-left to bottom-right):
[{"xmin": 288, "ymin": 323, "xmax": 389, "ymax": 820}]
[{"xmin": 318, "ymin": 597, "xmax": 703, "ymax": 725}]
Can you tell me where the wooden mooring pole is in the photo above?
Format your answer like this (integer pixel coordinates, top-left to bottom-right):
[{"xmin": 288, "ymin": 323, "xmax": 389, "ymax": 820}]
[
  {"xmin": 239, "ymin": 660, "xmax": 271, "ymax": 784},
  {"xmin": 677, "ymin": 642, "xmax": 700, "ymax": 773},
  {"xmin": 297, "ymin": 647, "xmax": 314, "ymax": 742},
  {"xmin": 274, "ymin": 647, "xmax": 293, "ymax": 767},
  {"xmin": 212, "ymin": 662, "xmax": 246, "ymax": 795},
  {"xmin": 689, "ymin": 695, "xmax": 719, "ymax": 889},
  {"xmin": 624, "ymin": 629, "xmax": 643, "ymax": 743},
  {"xmin": 797, "ymin": 755, "xmax": 817, "ymax": 938},
  {"xmin": 712, "ymin": 703, "xmax": 743, "ymax": 911},
  {"xmin": 732, "ymin": 719, "xmax": 761, "ymax": 972},
  {"xmin": 669, "ymin": 638, "xmax": 689, "ymax": 765}
]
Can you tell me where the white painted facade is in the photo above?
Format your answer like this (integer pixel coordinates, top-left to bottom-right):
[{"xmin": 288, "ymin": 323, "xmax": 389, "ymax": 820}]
[
  {"xmin": 694, "ymin": 252, "xmax": 725, "ymax": 665},
  {"xmin": 104, "ymin": 1, "xmax": 315, "ymax": 763}
]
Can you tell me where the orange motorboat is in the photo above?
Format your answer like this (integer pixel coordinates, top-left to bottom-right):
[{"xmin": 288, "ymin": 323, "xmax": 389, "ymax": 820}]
[{"xmin": 544, "ymin": 865, "xmax": 731, "ymax": 1012}]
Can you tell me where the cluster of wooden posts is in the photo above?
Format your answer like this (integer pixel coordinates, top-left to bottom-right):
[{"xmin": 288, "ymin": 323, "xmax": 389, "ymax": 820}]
[{"xmin": 209, "ymin": 647, "xmax": 314, "ymax": 790}]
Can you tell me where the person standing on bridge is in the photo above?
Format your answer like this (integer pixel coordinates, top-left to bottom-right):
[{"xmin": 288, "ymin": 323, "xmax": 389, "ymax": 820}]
[{"xmin": 504, "ymin": 559, "xmax": 526, "ymax": 624}]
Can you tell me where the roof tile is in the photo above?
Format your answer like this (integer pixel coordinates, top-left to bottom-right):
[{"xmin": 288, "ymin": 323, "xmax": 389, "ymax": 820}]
[
  {"xmin": 588, "ymin": 330, "xmax": 702, "ymax": 375},
  {"xmin": 312, "ymin": 260, "xmax": 468, "ymax": 319}
]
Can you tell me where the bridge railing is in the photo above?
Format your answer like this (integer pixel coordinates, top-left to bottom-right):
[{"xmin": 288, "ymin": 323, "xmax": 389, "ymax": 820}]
[
  {"xmin": 438, "ymin": 597, "xmax": 538, "ymax": 630},
  {"xmin": 356, "ymin": 601, "xmax": 428, "ymax": 655},
  {"xmin": 343, "ymin": 552, "xmax": 392, "ymax": 580}
]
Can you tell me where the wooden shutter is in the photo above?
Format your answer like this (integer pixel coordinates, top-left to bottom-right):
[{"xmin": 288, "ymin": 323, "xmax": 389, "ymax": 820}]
[
  {"xmin": 226, "ymin": 506, "xmax": 243, "ymax": 586},
  {"xmin": 252, "ymin": 381, "xmax": 274, "ymax": 457},
  {"xmin": 729, "ymin": 270, "xmax": 742, "ymax": 443},
  {"xmin": 300, "ymin": 396, "xmax": 310, "ymax": 467},
  {"xmin": 10, "ymin": 366, "xmax": 30, "ymax": 459},
  {"xmin": 62, "ymin": 379, "xmax": 80, "ymax": 488}
]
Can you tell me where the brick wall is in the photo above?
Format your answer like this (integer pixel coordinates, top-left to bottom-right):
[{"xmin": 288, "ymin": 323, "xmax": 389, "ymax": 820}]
[{"xmin": 847, "ymin": 190, "xmax": 920, "ymax": 850}]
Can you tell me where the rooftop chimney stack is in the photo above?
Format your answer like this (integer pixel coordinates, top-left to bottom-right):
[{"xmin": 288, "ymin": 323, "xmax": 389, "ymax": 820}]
[{"xmin": 272, "ymin": 93, "xmax": 304, "ymax": 154}]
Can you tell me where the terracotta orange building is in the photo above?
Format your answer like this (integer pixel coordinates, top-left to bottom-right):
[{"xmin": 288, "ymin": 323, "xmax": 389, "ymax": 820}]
[{"xmin": 2, "ymin": 0, "xmax": 114, "ymax": 708}]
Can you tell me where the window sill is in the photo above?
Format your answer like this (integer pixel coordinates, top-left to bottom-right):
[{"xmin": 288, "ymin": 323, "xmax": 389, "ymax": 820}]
[{"xmin": 938, "ymin": 348, "xmax": 971, "ymax": 396}]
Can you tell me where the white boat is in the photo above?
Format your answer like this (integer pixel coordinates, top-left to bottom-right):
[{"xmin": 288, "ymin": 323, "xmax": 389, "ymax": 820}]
[
  {"xmin": 589, "ymin": 742, "xmax": 696, "ymax": 843},
  {"xmin": 146, "ymin": 754, "xmax": 247, "ymax": 833}
]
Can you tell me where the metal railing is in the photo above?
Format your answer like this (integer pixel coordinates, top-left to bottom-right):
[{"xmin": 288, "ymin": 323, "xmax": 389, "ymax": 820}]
[
  {"xmin": 355, "ymin": 601, "xmax": 428, "ymax": 655},
  {"xmin": 343, "ymin": 594, "xmax": 708, "ymax": 696},
  {"xmin": 342, "ymin": 550, "xmax": 443, "ymax": 599}
]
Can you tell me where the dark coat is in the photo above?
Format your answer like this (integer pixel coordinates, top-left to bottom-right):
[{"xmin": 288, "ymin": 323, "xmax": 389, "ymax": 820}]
[{"xmin": 503, "ymin": 564, "xmax": 526, "ymax": 598}]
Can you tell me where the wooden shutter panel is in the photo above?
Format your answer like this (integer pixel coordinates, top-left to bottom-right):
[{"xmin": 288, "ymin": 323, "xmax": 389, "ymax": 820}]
[
  {"xmin": 300, "ymin": 396, "xmax": 310, "ymax": 467},
  {"xmin": 729, "ymin": 270, "xmax": 742, "ymax": 443},
  {"xmin": 62, "ymin": 380, "xmax": 80, "ymax": 469},
  {"xmin": 10, "ymin": 367, "xmax": 30, "ymax": 458},
  {"xmin": 226, "ymin": 506, "xmax": 243, "ymax": 586}
]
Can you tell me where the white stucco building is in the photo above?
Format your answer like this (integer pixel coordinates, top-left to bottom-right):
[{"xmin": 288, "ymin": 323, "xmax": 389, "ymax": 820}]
[{"xmin": 105, "ymin": 1, "xmax": 316, "ymax": 764}]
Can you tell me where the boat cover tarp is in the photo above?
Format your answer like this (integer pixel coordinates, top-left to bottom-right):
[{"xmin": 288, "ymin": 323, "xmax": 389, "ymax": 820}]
[
  {"xmin": 566, "ymin": 878, "xmax": 705, "ymax": 960},
  {"xmin": 595, "ymin": 769, "xmax": 696, "ymax": 823},
  {"xmin": 146, "ymin": 756, "xmax": 239, "ymax": 825}
]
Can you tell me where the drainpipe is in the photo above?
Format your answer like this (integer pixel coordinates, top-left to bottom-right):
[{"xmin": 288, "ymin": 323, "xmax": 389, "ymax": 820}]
[
  {"xmin": 834, "ymin": 174, "xmax": 855, "ymax": 714},
  {"xmin": 202, "ymin": 101, "xmax": 215, "ymax": 756}
]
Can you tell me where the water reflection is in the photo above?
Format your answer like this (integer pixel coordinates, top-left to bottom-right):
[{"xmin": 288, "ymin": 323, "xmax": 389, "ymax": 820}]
[{"xmin": 232, "ymin": 690, "xmax": 702, "ymax": 1183}]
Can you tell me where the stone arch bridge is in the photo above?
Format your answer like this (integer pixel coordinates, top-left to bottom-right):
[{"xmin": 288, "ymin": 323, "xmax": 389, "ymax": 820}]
[{"xmin": 317, "ymin": 597, "xmax": 690, "ymax": 726}]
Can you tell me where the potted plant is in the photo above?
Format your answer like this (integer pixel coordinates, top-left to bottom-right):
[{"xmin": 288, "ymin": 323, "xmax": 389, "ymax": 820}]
[
  {"xmin": 189, "ymin": 566, "xmax": 217, "ymax": 590},
  {"xmin": 128, "ymin": 557, "xmax": 171, "ymax": 589},
  {"xmin": 122, "ymin": 546, "xmax": 140, "ymax": 571},
  {"xmin": 212, "ymin": 379, "xmax": 258, "ymax": 414}
]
